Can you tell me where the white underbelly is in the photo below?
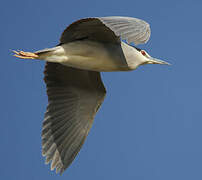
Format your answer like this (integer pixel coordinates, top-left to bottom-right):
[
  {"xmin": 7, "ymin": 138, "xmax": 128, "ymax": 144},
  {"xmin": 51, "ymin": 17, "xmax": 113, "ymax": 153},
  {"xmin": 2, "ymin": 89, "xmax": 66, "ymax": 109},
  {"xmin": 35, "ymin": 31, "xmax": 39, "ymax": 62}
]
[{"xmin": 59, "ymin": 41, "xmax": 129, "ymax": 71}]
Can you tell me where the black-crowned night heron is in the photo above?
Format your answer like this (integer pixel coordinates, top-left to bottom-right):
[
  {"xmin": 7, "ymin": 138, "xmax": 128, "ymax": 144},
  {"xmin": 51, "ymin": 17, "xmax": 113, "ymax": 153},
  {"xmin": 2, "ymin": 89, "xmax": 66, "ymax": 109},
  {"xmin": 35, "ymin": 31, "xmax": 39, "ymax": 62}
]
[{"xmin": 13, "ymin": 16, "xmax": 170, "ymax": 174}]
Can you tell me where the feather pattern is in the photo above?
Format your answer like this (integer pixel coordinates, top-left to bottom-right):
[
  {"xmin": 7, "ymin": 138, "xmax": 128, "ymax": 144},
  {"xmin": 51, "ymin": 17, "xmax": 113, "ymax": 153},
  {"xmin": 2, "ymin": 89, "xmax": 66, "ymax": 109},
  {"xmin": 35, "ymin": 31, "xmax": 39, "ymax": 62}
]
[
  {"xmin": 42, "ymin": 62, "xmax": 106, "ymax": 174},
  {"xmin": 99, "ymin": 16, "xmax": 151, "ymax": 44},
  {"xmin": 60, "ymin": 16, "xmax": 150, "ymax": 45}
]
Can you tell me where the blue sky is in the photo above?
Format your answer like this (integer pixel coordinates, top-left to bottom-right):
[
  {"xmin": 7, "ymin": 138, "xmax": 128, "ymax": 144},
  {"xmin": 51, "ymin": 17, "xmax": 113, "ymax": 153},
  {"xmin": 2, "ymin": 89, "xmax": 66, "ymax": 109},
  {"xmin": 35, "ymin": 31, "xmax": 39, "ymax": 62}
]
[{"xmin": 1, "ymin": 0, "xmax": 202, "ymax": 179}]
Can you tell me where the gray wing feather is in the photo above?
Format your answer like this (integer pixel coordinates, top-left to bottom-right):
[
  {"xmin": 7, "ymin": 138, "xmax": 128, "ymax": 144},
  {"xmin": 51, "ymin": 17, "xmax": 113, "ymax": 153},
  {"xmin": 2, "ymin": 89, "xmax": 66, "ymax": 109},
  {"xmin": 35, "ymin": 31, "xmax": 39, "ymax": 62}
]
[
  {"xmin": 98, "ymin": 16, "xmax": 151, "ymax": 45},
  {"xmin": 42, "ymin": 62, "xmax": 106, "ymax": 174},
  {"xmin": 60, "ymin": 16, "xmax": 151, "ymax": 45}
]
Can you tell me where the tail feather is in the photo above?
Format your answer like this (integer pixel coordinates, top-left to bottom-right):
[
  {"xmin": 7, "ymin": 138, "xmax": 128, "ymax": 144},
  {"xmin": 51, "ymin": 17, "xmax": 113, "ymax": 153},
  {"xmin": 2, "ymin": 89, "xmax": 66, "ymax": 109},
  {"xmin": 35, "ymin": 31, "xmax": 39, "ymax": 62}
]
[
  {"xmin": 34, "ymin": 46, "xmax": 62, "ymax": 61},
  {"xmin": 35, "ymin": 47, "xmax": 60, "ymax": 55}
]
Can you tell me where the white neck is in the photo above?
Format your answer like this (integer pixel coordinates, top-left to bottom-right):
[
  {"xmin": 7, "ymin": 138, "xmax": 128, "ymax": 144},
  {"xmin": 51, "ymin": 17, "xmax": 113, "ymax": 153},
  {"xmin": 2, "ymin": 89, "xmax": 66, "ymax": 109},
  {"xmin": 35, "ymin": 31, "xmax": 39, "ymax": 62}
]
[{"xmin": 121, "ymin": 42, "xmax": 147, "ymax": 70}]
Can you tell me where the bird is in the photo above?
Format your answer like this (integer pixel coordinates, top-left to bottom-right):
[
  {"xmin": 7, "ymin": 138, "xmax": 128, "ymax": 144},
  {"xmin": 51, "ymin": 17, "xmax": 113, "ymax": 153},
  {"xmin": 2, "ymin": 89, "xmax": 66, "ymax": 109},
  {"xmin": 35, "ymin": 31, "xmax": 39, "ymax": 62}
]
[{"xmin": 13, "ymin": 16, "xmax": 170, "ymax": 174}]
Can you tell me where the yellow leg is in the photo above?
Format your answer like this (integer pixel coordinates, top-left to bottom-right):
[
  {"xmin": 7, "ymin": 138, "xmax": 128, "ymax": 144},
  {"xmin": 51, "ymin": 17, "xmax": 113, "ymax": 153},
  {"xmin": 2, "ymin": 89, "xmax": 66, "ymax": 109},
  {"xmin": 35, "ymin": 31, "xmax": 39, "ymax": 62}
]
[{"xmin": 12, "ymin": 50, "xmax": 38, "ymax": 59}]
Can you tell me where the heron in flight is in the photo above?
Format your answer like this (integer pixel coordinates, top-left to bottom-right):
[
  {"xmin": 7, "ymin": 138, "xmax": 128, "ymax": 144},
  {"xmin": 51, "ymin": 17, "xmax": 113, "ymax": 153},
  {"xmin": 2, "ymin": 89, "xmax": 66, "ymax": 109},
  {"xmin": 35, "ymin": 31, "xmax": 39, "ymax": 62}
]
[{"xmin": 13, "ymin": 16, "xmax": 170, "ymax": 174}]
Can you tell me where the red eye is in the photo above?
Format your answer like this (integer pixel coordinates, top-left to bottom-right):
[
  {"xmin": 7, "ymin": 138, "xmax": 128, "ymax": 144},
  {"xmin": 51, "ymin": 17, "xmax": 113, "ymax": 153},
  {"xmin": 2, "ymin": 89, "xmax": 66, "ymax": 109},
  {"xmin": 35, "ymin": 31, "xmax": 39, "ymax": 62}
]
[{"xmin": 141, "ymin": 50, "xmax": 146, "ymax": 56}]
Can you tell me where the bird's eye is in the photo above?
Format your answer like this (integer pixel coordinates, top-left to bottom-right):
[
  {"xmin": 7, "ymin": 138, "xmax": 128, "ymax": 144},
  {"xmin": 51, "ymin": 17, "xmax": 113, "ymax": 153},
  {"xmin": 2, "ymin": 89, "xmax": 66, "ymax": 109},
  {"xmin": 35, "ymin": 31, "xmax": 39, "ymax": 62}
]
[{"xmin": 141, "ymin": 50, "xmax": 146, "ymax": 56}]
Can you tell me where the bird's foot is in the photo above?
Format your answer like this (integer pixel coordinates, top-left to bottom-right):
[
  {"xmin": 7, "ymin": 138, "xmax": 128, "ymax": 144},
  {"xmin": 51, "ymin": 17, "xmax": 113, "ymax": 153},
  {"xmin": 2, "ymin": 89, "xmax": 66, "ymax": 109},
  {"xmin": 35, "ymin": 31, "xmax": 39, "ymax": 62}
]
[{"xmin": 12, "ymin": 50, "xmax": 38, "ymax": 59}]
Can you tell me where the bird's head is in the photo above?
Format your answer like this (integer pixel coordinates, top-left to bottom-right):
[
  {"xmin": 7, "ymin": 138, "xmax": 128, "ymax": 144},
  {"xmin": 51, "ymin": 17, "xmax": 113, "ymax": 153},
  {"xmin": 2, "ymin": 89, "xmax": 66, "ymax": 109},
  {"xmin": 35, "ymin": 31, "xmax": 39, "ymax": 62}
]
[{"xmin": 138, "ymin": 49, "xmax": 170, "ymax": 66}]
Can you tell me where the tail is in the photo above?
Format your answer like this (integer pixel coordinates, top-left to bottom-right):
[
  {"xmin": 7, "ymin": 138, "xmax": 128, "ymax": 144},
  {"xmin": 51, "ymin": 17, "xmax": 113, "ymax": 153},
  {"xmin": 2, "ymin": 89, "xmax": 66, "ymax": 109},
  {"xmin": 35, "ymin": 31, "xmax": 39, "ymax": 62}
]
[{"xmin": 35, "ymin": 47, "xmax": 58, "ymax": 56}]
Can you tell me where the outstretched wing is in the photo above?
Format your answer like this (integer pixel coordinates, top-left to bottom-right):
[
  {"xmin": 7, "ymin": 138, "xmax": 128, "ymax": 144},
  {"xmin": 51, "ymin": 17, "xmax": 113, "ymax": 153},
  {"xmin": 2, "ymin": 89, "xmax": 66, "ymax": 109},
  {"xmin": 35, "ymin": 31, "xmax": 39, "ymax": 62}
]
[
  {"xmin": 99, "ymin": 16, "xmax": 151, "ymax": 44},
  {"xmin": 42, "ymin": 62, "xmax": 106, "ymax": 174},
  {"xmin": 60, "ymin": 16, "xmax": 151, "ymax": 45},
  {"xmin": 59, "ymin": 17, "xmax": 120, "ymax": 44}
]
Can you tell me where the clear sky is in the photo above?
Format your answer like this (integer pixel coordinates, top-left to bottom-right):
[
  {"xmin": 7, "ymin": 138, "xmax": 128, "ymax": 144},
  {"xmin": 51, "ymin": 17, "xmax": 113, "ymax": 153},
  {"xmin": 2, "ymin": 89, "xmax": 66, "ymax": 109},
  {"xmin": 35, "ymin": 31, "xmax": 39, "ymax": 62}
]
[{"xmin": 1, "ymin": 0, "xmax": 202, "ymax": 179}]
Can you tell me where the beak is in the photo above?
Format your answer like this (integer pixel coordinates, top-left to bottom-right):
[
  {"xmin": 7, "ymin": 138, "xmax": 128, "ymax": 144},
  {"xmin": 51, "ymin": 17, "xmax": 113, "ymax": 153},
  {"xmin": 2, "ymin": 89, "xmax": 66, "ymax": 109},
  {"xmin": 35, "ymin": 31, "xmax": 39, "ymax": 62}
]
[{"xmin": 148, "ymin": 57, "xmax": 171, "ymax": 65}]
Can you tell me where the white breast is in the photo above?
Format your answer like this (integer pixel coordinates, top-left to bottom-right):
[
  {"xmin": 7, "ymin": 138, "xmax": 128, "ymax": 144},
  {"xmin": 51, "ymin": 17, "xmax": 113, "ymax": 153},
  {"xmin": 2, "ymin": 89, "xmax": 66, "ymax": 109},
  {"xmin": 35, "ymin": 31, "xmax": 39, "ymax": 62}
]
[{"xmin": 60, "ymin": 40, "xmax": 131, "ymax": 71}]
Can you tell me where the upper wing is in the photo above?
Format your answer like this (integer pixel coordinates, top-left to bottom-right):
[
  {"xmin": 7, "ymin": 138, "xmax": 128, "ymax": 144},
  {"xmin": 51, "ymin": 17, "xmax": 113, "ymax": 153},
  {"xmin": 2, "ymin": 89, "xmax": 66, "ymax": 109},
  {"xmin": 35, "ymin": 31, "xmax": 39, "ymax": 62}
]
[
  {"xmin": 99, "ymin": 16, "xmax": 151, "ymax": 45},
  {"xmin": 60, "ymin": 17, "xmax": 120, "ymax": 44},
  {"xmin": 60, "ymin": 16, "xmax": 151, "ymax": 45},
  {"xmin": 42, "ymin": 62, "xmax": 106, "ymax": 174}
]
